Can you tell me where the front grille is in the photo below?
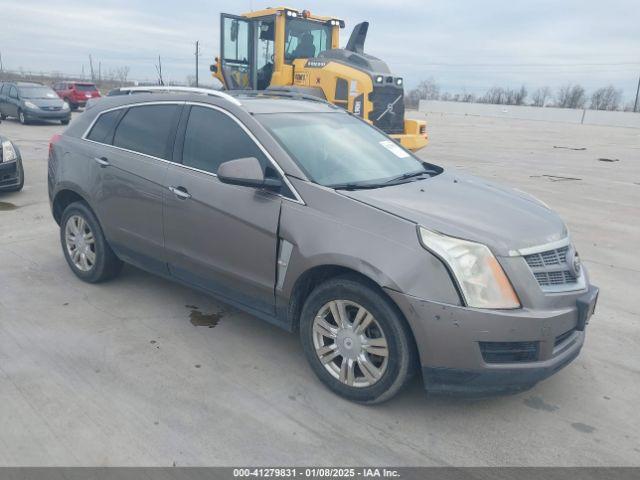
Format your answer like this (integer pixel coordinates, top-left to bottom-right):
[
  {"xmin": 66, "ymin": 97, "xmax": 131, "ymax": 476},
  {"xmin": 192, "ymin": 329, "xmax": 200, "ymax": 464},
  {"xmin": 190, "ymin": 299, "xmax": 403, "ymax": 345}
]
[
  {"xmin": 524, "ymin": 245, "xmax": 579, "ymax": 290},
  {"xmin": 526, "ymin": 246, "xmax": 568, "ymax": 268},
  {"xmin": 41, "ymin": 106, "xmax": 62, "ymax": 111},
  {"xmin": 479, "ymin": 341, "xmax": 539, "ymax": 363},
  {"xmin": 368, "ymin": 85, "xmax": 405, "ymax": 134}
]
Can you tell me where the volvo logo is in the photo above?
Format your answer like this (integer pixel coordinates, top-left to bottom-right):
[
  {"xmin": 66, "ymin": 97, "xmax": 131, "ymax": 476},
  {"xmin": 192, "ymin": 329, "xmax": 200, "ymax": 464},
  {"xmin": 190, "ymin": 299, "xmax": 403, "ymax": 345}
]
[{"xmin": 566, "ymin": 246, "xmax": 582, "ymax": 278}]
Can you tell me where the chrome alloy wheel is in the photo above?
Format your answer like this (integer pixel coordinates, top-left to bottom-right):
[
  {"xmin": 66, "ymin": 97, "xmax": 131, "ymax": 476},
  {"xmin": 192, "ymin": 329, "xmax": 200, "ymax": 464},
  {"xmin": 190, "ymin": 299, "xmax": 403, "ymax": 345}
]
[
  {"xmin": 65, "ymin": 215, "xmax": 96, "ymax": 272},
  {"xmin": 312, "ymin": 300, "xmax": 389, "ymax": 388}
]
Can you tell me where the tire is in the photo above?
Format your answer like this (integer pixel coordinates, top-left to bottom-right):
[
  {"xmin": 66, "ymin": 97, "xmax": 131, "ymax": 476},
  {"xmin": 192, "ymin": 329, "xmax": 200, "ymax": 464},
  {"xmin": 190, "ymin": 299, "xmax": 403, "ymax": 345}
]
[
  {"xmin": 18, "ymin": 109, "xmax": 28, "ymax": 125},
  {"xmin": 0, "ymin": 113, "xmax": 6, "ymax": 120},
  {"xmin": 60, "ymin": 201, "xmax": 123, "ymax": 283},
  {"xmin": 299, "ymin": 275, "xmax": 417, "ymax": 404},
  {"xmin": 61, "ymin": 119, "xmax": 70, "ymax": 125},
  {"xmin": 5, "ymin": 160, "xmax": 24, "ymax": 192}
]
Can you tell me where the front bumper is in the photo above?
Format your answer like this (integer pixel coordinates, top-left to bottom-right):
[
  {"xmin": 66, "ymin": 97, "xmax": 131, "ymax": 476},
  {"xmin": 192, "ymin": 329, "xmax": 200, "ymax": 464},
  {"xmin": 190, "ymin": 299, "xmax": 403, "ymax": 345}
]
[
  {"xmin": 24, "ymin": 109, "xmax": 70, "ymax": 121},
  {"xmin": 386, "ymin": 285, "xmax": 598, "ymax": 395},
  {"xmin": 0, "ymin": 161, "xmax": 20, "ymax": 190}
]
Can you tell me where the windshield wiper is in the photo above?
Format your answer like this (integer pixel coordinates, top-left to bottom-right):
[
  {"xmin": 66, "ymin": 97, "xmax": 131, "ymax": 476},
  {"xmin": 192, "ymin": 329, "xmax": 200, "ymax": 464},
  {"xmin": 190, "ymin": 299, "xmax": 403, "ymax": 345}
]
[
  {"xmin": 331, "ymin": 182, "xmax": 387, "ymax": 191},
  {"xmin": 384, "ymin": 170, "xmax": 432, "ymax": 184}
]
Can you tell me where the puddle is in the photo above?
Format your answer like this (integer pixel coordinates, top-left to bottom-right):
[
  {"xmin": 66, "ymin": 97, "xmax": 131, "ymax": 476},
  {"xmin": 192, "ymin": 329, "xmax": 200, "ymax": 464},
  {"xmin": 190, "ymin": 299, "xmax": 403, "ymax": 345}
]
[
  {"xmin": 189, "ymin": 308, "xmax": 224, "ymax": 328},
  {"xmin": 571, "ymin": 422, "xmax": 595, "ymax": 433},
  {"xmin": 523, "ymin": 395, "xmax": 559, "ymax": 412},
  {"xmin": 0, "ymin": 202, "xmax": 18, "ymax": 211}
]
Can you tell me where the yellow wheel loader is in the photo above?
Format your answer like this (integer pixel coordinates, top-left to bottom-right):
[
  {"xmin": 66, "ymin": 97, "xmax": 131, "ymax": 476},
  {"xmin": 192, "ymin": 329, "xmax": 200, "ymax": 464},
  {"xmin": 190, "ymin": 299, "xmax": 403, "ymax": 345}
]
[{"xmin": 210, "ymin": 6, "xmax": 428, "ymax": 151}]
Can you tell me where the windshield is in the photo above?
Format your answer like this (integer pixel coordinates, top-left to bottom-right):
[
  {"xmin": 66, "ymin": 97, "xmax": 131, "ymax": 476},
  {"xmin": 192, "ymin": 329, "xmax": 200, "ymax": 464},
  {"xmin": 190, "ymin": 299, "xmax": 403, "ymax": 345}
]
[
  {"xmin": 18, "ymin": 86, "xmax": 58, "ymax": 99},
  {"xmin": 285, "ymin": 18, "xmax": 332, "ymax": 62},
  {"xmin": 257, "ymin": 112, "xmax": 440, "ymax": 188}
]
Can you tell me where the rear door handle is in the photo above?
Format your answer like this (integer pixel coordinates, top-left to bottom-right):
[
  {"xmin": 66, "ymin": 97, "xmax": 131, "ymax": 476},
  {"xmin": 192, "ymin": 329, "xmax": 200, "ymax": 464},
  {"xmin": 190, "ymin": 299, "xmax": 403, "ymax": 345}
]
[
  {"xmin": 94, "ymin": 156, "xmax": 110, "ymax": 168},
  {"xmin": 168, "ymin": 186, "xmax": 192, "ymax": 200}
]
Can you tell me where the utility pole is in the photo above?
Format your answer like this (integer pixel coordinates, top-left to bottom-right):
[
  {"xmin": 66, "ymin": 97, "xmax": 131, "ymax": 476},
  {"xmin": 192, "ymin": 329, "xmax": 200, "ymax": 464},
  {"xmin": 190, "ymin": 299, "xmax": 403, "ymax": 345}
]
[
  {"xmin": 98, "ymin": 61, "xmax": 102, "ymax": 83},
  {"xmin": 195, "ymin": 40, "xmax": 200, "ymax": 87},
  {"xmin": 634, "ymin": 75, "xmax": 640, "ymax": 113},
  {"xmin": 0, "ymin": 51, "xmax": 3, "ymax": 72}
]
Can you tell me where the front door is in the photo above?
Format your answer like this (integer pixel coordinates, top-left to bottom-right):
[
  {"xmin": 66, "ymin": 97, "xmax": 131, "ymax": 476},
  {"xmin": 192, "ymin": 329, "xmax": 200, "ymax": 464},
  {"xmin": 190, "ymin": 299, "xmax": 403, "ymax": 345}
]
[
  {"xmin": 163, "ymin": 104, "xmax": 281, "ymax": 315},
  {"xmin": 220, "ymin": 14, "xmax": 256, "ymax": 90}
]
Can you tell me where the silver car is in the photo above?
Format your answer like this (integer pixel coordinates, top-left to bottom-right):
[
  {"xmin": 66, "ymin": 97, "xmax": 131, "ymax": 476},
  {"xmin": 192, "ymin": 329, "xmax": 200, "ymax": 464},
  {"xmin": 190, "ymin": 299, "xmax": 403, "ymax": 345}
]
[{"xmin": 48, "ymin": 87, "xmax": 598, "ymax": 403}]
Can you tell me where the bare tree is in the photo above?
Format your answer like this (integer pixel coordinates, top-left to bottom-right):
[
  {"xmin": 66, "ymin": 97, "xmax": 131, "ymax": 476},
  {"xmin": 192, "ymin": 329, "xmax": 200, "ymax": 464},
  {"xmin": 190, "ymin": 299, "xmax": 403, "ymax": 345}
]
[
  {"xmin": 405, "ymin": 78, "xmax": 440, "ymax": 108},
  {"xmin": 88, "ymin": 54, "xmax": 95, "ymax": 82},
  {"xmin": 115, "ymin": 66, "xmax": 130, "ymax": 86},
  {"xmin": 590, "ymin": 85, "xmax": 622, "ymax": 111},
  {"xmin": 186, "ymin": 75, "xmax": 197, "ymax": 87},
  {"xmin": 556, "ymin": 84, "xmax": 586, "ymax": 109},
  {"xmin": 531, "ymin": 86, "xmax": 552, "ymax": 107},
  {"xmin": 155, "ymin": 55, "xmax": 164, "ymax": 86},
  {"xmin": 479, "ymin": 85, "xmax": 527, "ymax": 105}
]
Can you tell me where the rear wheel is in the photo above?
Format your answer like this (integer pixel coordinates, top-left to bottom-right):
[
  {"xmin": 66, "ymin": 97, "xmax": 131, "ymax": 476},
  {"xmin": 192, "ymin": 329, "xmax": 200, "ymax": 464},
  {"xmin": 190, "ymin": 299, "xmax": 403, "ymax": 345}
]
[
  {"xmin": 61, "ymin": 119, "xmax": 70, "ymax": 125},
  {"xmin": 60, "ymin": 202, "xmax": 123, "ymax": 283},
  {"xmin": 0, "ymin": 113, "xmax": 6, "ymax": 120},
  {"xmin": 299, "ymin": 275, "xmax": 416, "ymax": 404}
]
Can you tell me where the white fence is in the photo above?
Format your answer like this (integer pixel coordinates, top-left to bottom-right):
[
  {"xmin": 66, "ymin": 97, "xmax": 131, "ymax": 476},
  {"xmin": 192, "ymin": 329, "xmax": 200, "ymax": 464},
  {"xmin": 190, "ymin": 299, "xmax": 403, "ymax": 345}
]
[{"xmin": 418, "ymin": 100, "xmax": 640, "ymax": 128}]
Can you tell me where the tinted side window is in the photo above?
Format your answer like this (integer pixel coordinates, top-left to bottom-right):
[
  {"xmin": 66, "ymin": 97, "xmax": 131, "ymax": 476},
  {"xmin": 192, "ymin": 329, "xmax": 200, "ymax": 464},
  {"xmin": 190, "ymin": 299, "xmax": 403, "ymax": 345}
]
[
  {"xmin": 182, "ymin": 106, "xmax": 267, "ymax": 174},
  {"xmin": 87, "ymin": 109, "xmax": 125, "ymax": 144},
  {"xmin": 9, "ymin": 86, "xmax": 18, "ymax": 98},
  {"xmin": 113, "ymin": 104, "xmax": 180, "ymax": 159}
]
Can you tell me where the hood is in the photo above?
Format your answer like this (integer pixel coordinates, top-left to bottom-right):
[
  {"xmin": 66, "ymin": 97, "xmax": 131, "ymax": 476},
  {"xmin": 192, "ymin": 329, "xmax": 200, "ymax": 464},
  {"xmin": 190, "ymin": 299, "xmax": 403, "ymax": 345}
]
[{"xmin": 340, "ymin": 171, "xmax": 568, "ymax": 256}]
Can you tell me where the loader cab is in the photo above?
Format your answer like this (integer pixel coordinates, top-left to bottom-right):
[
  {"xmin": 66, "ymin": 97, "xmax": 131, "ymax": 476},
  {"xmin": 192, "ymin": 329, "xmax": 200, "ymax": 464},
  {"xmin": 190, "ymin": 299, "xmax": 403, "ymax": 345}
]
[{"xmin": 215, "ymin": 8, "xmax": 343, "ymax": 91}]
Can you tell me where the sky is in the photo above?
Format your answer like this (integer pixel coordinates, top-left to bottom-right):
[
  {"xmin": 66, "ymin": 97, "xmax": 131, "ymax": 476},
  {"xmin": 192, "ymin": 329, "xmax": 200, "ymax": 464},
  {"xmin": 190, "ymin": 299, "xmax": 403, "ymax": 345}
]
[{"xmin": 1, "ymin": 0, "xmax": 639, "ymax": 102}]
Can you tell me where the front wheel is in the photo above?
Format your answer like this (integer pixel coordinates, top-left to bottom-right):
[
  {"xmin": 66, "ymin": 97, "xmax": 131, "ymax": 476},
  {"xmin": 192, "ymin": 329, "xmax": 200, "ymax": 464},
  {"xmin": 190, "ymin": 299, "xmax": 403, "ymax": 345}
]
[
  {"xmin": 60, "ymin": 201, "xmax": 123, "ymax": 283},
  {"xmin": 299, "ymin": 276, "xmax": 416, "ymax": 404},
  {"xmin": 18, "ymin": 109, "xmax": 28, "ymax": 125}
]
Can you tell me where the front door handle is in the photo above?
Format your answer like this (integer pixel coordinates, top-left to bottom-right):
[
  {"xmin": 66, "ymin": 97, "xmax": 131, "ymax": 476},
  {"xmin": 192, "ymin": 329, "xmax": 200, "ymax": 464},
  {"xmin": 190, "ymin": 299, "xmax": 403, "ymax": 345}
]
[
  {"xmin": 94, "ymin": 156, "xmax": 110, "ymax": 168},
  {"xmin": 168, "ymin": 186, "xmax": 192, "ymax": 200}
]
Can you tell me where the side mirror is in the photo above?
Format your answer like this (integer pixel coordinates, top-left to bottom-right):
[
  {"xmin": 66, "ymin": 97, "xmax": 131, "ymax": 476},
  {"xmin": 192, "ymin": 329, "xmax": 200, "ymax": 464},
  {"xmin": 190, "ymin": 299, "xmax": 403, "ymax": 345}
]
[
  {"xmin": 210, "ymin": 64, "xmax": 218, "ymax": 73},
  {"xmin": 217, "ymin": 157, "xmax": 282, "ymax": 191}
]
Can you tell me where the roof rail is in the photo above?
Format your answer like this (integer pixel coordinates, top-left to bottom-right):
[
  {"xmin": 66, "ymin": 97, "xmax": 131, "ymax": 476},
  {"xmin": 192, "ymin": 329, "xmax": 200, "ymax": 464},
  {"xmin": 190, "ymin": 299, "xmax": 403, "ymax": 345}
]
[
  {"xmin": 235, "ymin": 89, "xmax": 333, "ymax": 105},
  {"xmin": 119, "ymin": 86, "xmax": 242, "ymax": 106}
]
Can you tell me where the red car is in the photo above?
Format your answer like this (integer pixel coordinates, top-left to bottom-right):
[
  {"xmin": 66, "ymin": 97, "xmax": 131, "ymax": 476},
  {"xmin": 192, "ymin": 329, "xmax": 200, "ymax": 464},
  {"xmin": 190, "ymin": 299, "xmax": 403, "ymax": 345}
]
[{"xmin": 53, "ymin": 81, "xmax": 101, "ymax": 110}]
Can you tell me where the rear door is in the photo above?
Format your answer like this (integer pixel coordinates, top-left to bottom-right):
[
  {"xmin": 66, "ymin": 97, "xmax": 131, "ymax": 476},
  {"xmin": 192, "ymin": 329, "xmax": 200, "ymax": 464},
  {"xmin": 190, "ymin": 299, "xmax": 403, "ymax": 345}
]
[
  {"xmin": 163, "ymin": 104, "xmax": 281, "ymax": 315},
  {"xmin": 88, "ymin": 102, "xmax": 183, "ymax": 274},
  {"xmin": 220, "ymin": 13, "xmax": 256, "ymax": 89}
]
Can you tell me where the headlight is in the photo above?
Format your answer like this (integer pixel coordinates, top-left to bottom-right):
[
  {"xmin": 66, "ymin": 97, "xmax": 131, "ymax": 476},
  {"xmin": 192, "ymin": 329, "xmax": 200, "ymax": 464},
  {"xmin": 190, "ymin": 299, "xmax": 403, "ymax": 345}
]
[
  {"xmin": 418, "ymin": 227, "xmax": 520, "ymax": 309},
  {"xmin": 375, "ymin": 75, "xmax": 384, "ymax": 84},
  {"xmin": 1, "ymin": 140, "xmax": 18, "ymax": 163},
  {"xmin": 62, "ymin": 102, "xmax": 70, "ymax": 110},
  {"xmin": 24, "ymin": 101, "xmax": 39, "ymax": 110}
]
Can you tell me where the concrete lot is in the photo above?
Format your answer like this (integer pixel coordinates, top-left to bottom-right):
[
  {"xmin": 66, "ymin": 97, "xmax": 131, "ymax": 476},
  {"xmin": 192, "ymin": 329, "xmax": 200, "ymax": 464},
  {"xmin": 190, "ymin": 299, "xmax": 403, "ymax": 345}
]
[{"xmin": 0, "ymin": 110, "xmax": 638, "ymax": 466}]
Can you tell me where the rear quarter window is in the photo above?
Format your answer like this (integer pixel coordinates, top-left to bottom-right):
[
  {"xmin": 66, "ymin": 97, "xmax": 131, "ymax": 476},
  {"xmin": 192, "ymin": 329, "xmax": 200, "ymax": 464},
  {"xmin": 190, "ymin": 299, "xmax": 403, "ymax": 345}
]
[
  {"xmin": 113, "ymin": 104, "xmax": 181, "ymax": 159},
  {"xmin": 86, "ymin": 109, "xmax": 125, "ymax": 144}
]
